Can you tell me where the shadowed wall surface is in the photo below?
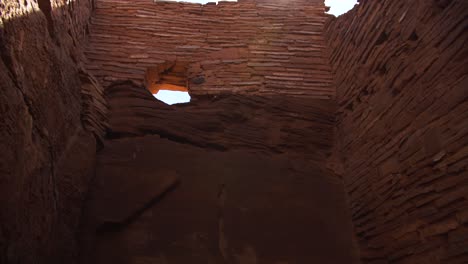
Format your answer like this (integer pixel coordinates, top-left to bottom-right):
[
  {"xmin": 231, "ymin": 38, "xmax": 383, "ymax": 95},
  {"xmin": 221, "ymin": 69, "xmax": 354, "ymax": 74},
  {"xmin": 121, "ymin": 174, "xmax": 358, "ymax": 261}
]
[
  {"xmin": 0, "ymin": 0, "xmax": 108, "ymax": 263},
  {"xmin": 78, "ymin": 81, "xmax": 358, "ymax": 263},
  {"xmin": 325, "ymin": 0, "xmax": 468, "ymax": 262},
  {"xmin": 72, "ymin": 79, "xmax": 359, "ymax": 263},
  {"xmin": 81, "ymin": 136, "xmax": 359, "ymax": 264},
  {"xmin": 1, "ymin": 0, "xmax": 467, "ymax": 263}
]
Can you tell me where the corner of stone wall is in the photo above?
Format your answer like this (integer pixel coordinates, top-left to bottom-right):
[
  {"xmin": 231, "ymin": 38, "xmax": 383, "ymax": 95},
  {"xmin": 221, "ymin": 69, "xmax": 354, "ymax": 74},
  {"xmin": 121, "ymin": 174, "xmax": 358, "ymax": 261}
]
[
  {"xmin": 0, "ymin": 1, "xmax": 104, "ymax": 263},
  {"xmin": 324, "ymin": 0, "xmax": 468, "ymax": 262},
  {"xmin": 79, "ymin": 66, "xmax": 109, "ymax": 147}
]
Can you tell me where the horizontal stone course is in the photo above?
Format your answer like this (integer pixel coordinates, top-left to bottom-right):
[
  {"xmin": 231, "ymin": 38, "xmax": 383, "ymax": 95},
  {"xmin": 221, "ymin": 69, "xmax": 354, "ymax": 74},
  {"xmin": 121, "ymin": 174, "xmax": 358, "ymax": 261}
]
[
  {"xmin": 85, "ymin": 0, "xmax": 333, "ymax": 98},
  {"xmin": 325, "ymin": 0, "xmax": 468, "ymax": 262}
]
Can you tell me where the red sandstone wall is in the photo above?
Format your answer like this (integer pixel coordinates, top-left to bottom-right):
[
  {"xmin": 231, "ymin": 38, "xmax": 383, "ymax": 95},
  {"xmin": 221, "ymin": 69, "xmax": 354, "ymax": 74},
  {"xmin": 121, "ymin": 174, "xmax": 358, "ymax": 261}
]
[
  {"xmin": 85, "ymin": 0, "xmax": 334, "ymax": 98},
  {"xmin": 104, "ymin": 81, "xmax": 336, "ymax": 161},
  {"xmin": 0, "ymin": 1, "xmax": 105, "ymax": 263},
  {"xmin": 325, "ymin": 0, "xmax": 468, "ymax": 263}
]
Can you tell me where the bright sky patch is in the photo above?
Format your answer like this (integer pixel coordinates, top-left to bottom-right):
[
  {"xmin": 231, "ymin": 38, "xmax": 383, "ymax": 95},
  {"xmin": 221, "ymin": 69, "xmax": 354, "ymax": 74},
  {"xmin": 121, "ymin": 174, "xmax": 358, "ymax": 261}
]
[
  {"xmin": 156, "ymin": 0, "xmax": 236, "ymax": 4},
  {"xmin": 154, "ymin": 90, "xmax": 191, "ymax": 105},
  {"xmin": 325, "ymin": 0, "xmax": 358, "ymax": 16}
]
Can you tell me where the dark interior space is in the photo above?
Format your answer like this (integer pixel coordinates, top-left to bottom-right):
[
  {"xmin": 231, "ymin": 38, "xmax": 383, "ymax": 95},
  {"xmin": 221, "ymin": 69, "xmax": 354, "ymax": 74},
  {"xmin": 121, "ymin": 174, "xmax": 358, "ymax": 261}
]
[{"xmin": 1, "ymin": 0, "xmax": 467, "ymax": 263}]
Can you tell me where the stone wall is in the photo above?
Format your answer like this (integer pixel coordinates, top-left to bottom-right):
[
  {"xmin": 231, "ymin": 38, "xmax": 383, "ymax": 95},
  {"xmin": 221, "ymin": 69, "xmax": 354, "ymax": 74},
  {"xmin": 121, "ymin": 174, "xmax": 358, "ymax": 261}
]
[
  {"xmin": 78, "ymin": 81, "xmax": 358, "ymax": 263},
  {"xmin": 3, "ymin": 0, "xmax": 467, "ymax": 262},
  {"xmin": 85, "ymin": 0, "xmax": 334, "ymax": 98},
  {"xmin": 0, "ymin": 0, "xmax": 106, "ymax": 263},
  {"xmin": 325, "ymin": 0, "xmax": 468, "ymax": 263},
  {"xmin": 105, "ymin": 81, "xmax": 336, "ymax": 160}
]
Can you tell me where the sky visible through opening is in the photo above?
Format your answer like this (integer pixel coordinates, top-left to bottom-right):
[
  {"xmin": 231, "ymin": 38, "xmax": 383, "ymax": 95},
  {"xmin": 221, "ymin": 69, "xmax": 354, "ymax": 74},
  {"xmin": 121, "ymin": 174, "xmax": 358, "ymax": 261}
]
[
  {"xmin": 157, "ymin": 0, "xmax": 235, "ymax": 4},
  {"xmin": 154, "ymin": 90, "xmax": 191, "ymax": 105},
  {"xmin": 325, "ymin": 0, "xmax": 358, "ymax": 16},
  {"xmin": 153, "ymin": 0, "xmax": 357, "ymax": 105},
  {"xmin": 160, "ymin": 0, "xmax": 358, "ymax": 14}
]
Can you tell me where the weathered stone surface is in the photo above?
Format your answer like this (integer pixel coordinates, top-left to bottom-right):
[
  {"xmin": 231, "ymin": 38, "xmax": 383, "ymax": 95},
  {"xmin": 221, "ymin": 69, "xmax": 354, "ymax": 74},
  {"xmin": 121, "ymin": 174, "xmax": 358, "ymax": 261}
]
[
  {"xmin": 76, "ymin": 74, "xmax": 356, "ymax": 263},
  {"xmin": 0, "ymin": 1, "xmax": 105, "ymax": 263},
  {"xmin": 104, "ymin": 81, "xmax": 336, "ymax": 161},
  {"xmin": 85, "ymin": 169, "xmax": 179, "ymax": 228},
  {"xmin": 325, "ymin": 0, "xmax": 468, "ymax": 262},
  {"xmin": 85, "ymin": 0, "xmax": 334, "ymax": 98},
  {"xmin": 2, "ymin": 0, "xmax": 466, "ymax": 263},
  {"xmin": 80, "ymin": 135, "xmax": 359, "ymax": 264},
  {"xmin": 80, "ymin": 67, "xmax": 109, "ymax": 143}
]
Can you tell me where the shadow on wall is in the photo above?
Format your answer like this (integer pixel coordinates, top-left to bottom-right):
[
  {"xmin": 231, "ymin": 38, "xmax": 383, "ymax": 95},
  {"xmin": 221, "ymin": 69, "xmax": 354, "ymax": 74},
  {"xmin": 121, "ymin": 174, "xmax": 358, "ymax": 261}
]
[
  {"xmin": 325, "ymin": 0, "xmax": 468, "ymax": 262},
  {"xmin": 1, "ymin": 1, "xmax": 100, "ymax": 264}
]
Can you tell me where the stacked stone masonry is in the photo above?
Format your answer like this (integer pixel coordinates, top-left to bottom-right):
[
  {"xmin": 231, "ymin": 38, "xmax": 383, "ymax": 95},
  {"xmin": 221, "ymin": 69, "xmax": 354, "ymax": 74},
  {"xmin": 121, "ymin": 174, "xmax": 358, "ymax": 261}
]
[
  {"xmin": 1, "ymin": 0, "xmax": 467, "ymax": 263},
  {"xmin": 85, "ymin": 0, "xmax": 335, "ymax": 98},
  {"xmin": 325, "ymin": 0, "xmax": 468, "ymax": 263}
]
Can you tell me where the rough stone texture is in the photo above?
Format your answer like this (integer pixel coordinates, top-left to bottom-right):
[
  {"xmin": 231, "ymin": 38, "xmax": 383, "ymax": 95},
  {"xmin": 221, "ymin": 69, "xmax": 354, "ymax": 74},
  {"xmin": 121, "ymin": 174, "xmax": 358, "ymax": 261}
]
[
  {"xmin": 80, "ymin": 135, "xmax": 359, "ymax": 264},
  {"xmin": 2, "ymin": 0, "xmax": 467, "ymax": 263},
  {"xmin": 79, "ymin": 67, "xmax": 109, "ymax": 144},
  {"xmin": 325, "ymin": 0, "xmax": 468, "ymax": 263},
  {"xmin": 105, "ymin": 81, "xmax": 336, "ymax": 161},
  {"xmin": 0, "ymin": 1, "xmax": 106, "ymax": 263},
  {"xmin": 146, "ymin": 61, "xmax": 190, "ymax": 94},
  {"xmin": 85, "ymin": 0, "xmax": 334, "ymax": 98},
  {"xmin": 78, "ymin": 80, "xmax": 358, "ymax": 263}
]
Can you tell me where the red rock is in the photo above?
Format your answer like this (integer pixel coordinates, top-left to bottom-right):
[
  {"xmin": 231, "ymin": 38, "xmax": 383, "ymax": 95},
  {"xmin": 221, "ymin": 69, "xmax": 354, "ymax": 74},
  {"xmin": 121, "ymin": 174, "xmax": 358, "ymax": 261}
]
[{"xmin": 1, "ymin": 0, "xmax": 466, "ymax": 263}]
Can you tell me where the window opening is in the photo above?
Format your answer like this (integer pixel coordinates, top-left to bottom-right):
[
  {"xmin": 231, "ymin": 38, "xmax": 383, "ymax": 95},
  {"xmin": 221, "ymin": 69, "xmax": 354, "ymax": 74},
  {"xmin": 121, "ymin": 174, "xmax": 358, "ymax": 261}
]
[
  {"xmin": 325, "ymin": 0, "xmax": 358, "ymax": 17},
  {"xmin": 146, "ymin": 62, "xmax": 191, "ymax": 105},
  {"xmin": 153, "ymin": 90, "xmax": 191, "ymax": 105}
]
